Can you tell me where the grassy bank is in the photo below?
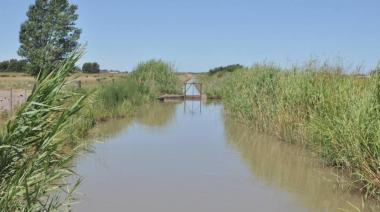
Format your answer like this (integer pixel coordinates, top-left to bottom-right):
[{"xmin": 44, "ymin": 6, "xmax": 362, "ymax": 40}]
[
  {"xmin": 0, "ymin": 57, "xmax": 180, "ymax": 210},
  {"xmin": 54, "ymin": 59, "xmax": 181, "ymax": 142},
  {"xmin": 200, "ymin": 63, "xmax": 380, "ymax": 199},
  {"xmin": 82, "ymin": 59, "xmax": 180, "ymax": 119}
]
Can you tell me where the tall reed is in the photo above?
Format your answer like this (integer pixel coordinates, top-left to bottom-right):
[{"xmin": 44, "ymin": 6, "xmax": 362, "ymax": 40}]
[
  {"xmin": 131, "ymin": 59, "xmax": 181, "ymax": 95},
  {"xmin": 84, "ymin": 59, "xmax": 181, "ymax": 121},
  {"xmin": 0, "ymin": 50, "xmax": 86, "ymax": 211},
  {"xmin": 219, "ymin": 62, "xmax": 380, "ymax": 198}
]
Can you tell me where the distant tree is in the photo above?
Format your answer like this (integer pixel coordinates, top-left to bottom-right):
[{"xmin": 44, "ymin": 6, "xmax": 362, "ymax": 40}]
[
  {"xmin": 0, "ymin": 59, "xmax": 29, "ymax": 72},
  {"xmin": 18, "ymin": 0, "xmax": 81, "ymax": 76},
  {"xmin": 7, "ymin": 59, "xmax": 18, "ymax": 72},
  {"xmin": 8, "ymin": 59, "xmax": 25, "ymax": 72},
  {"xmin": 0, "ymin": 61, "xmax": 9, "ymax": 72},
  {"xmin": 208, "ymin": 64, "xmax": 244, "ymax": 75},
  {"xmin": 82, "ymin": 62, "xmax": 100, "ymax": 73},
  {"xmin": 73, "ymin": 66, "xmax": 82, "ymax": 72}
]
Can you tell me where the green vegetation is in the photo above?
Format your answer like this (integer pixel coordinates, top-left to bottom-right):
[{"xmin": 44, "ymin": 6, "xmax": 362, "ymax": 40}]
[
  {"xmin": 197, "ymin": 71, "xmax": 234, "ymax": 98},
  {"xmin": 65, "ymin": 59, "xmax": 180, "ymax": 139},
  {"xmin": 82, "ymin": 62, "xmax": 100, "ymax": 73},
  {"xmin": 197, "ymin": 64, "xmax": 245, "ymax": 98},
  {"xmin": 201, "ymin": 62, "xmax": 380, "ymax": 199},
  {"xmin": 208, "ymin": 64, "xmax": 244, "ymax": 76},
  {"xmin": 0, "ymin": 59, "xmax": 29, "ymax": 73},
  {"xmin": 131, "ymin": 59, "xmax": 181, "ymax": 95},
  {"xmin": 0, "ymin": 51, "xmax": 85, "ymax": 211},
  {"xmin": 61, "ymin": 59, "xmax": 181, "ymax": 144},
  {"xmin": 18, "ymin": 0, "xmax": 81, "ymax": 76}
]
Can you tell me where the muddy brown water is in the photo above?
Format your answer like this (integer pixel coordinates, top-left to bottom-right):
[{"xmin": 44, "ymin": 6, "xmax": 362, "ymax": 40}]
[{"xmin": 73, "ymin": 102, "xmax": 379, "ymax": 212}]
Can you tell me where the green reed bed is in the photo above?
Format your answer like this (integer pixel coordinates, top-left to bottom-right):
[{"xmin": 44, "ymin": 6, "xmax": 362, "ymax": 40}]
[
  {"xmin": 0, "ymin": 51, "xmax": 86, "ymax": 211},
  {"xmin": 197, "ymin": 72, "xmax": 230, "ymax": 98},
  {"xmin": 196, "ymin": 64, "xmax": 245, "ymax": 98},
  {"xmin": 83, "ymin": 59, "xmax": 180, "ymax": 121},
  {"xmin": 219, "ymin": 63, "xmax": 380, "ymax": 198}
]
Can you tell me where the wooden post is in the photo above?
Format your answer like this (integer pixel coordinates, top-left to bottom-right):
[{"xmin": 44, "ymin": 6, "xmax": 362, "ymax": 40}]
[
  {"xmin": 192, "ymin": 83, "xmax": 194, "ymax": 99},
  {"xmin": 10, "ymin": 88, "xmax": 13, "ymax": 114},
  {"xmin": 200, "ymin": 83, "xmax": 202, "ymax": 99},
  {"xmin": 184, "ymin": 83, "xmax": 186, "ymax": 100},
  {"xmin": 76, "ymin": 80, "xmax": 82, "ymax": 89}
]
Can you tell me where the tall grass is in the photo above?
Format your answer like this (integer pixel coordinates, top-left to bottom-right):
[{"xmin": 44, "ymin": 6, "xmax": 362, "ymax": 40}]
[
  {"xmin": 131, "ymin": 59, "xmax": 181, "ymax": 95},
  {"xmin": 62, "ymin": 59, "xmax": 181, "ymax": 140},
  {"xmin": 219, "ymin": 62, "xmax": 380, "ymax": 198},
  {"xmin": 0, "ymin": 51, "xmax": 86, "ymax": 211},
  {"xmin": 197, "ymin": 72, "xmax": 233, "ymax": 98},
  {"xmin": 93, "ymin": 77, "xmax": 149, "ymax": 120},
  {"xmin": 85, "ymin": 59, "xmax": 181, "ymax": 121}
]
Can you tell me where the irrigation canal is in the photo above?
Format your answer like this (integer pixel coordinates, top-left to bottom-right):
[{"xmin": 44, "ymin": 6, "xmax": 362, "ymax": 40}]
[{"xmin": 73, "ymin": 101, "xmax": 378, "ymax": 211}]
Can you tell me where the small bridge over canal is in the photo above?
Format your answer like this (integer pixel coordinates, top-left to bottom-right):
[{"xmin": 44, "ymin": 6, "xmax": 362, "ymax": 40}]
[{"xmin": 158, "ymin": 80, "xmax": 202, "ymax": 102}]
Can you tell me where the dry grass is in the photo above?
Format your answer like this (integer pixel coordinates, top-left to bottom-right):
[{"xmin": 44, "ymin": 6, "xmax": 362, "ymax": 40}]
[{"xmin": 0, "ymin": 72, "xmax": 129, "ymax": 89}]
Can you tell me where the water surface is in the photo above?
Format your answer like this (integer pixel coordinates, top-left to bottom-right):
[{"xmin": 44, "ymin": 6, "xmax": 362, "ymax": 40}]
[{"xmin": 73, "ymin": 102, "xmax": 377, "ymax": 211}]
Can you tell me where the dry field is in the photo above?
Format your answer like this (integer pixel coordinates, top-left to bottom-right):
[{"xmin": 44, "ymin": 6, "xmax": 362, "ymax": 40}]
[
  {"xmin": 0, "ymin": 72, "xmax": 129, "ymax": 89},
  {"xmin": 0, "ymin": 72, "xmax": 129, "ymax": 113}
]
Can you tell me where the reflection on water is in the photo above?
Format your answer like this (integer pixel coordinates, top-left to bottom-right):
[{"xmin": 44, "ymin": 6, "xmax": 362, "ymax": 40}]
[
  {"xmin": 135, "ymin": 102, "xmax": 178, "ymax": 127},
  {"xmin": 89, "ymin": 117, "xmax": 133, "ymax": 138},
  {"xmin": 224, "ymin": 115, "xmax": 380, "ymax": 211},
  {"xmin": 74, "ymin": 102, "xmax": 379, "ymax": 212},
  {"xmin": 89, "ymin": 102, "xmax": 177, "ymax": 138},
  {"xmin": 183, "ymin": 100, "xmax": 202, "ymax": 114}
]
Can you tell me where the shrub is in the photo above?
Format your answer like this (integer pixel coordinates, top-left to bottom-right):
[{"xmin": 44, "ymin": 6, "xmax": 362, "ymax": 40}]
[
  {"xmin": 82, "ymin": 62, "xmax": 100, "ymax": 73},
  {"xmin": 208, "ymin": 64, "xmax": 244, "ymax": 75},
  {"xmin": 131, "ymin": 59, "xmax": 181, "ymax": 95},
  {"xmin": 0, "ymin": 59, "xmax": 29, "ymax": 72},
  {"xmin": 87, "ymin": 60, "xmax": 181, "ymax": 120}
]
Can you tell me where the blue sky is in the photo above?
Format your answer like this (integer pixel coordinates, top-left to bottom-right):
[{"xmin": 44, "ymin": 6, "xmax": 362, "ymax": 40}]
[{"xmin": 0, "ymin": 0, "xmax": 379, "ymax": 72}]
